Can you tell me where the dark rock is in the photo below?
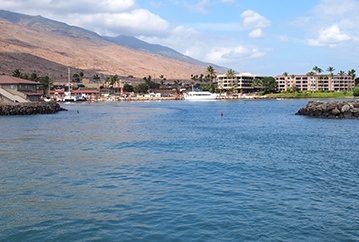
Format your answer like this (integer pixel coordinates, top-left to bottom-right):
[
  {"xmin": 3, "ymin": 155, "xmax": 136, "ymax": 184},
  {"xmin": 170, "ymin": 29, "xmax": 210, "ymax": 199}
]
[
  {"xmin": 0, "ymin": 101, "xmax": 67, "ymax": 116},
  {"xmin": 296, "ymin": 100, "xmax": 359, "ymax": 119}
]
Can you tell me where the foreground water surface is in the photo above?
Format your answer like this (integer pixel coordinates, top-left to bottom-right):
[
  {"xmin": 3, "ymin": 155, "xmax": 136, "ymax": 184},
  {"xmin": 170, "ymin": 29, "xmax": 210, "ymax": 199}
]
[{"xmin": 0, "ymin": 99, "xmax": 358, "ymax": 241}]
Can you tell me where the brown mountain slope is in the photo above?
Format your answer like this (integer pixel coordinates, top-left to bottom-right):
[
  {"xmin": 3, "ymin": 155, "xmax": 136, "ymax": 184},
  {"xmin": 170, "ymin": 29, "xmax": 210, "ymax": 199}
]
[{"xmin": 0, "ymin": 19, "xmax": 206, "ymax": 81}]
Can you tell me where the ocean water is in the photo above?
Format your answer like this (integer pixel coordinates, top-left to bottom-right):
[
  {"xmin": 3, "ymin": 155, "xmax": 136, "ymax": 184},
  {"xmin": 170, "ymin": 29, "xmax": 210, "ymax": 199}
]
[{"xmin": 0, "ymin": 99, "xmax": 358, "ymax": 241}]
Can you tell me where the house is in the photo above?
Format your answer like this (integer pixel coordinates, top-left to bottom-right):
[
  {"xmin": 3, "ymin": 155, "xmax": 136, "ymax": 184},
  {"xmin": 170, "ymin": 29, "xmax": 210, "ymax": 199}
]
[{"xmin": 0, "ymin": 75, "xmax": 43, "ymax": 102}]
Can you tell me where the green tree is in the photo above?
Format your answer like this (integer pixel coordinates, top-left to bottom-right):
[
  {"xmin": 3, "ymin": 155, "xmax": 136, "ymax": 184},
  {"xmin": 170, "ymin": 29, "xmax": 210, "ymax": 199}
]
[
  {"xmin": 327, "ymin": 66, "xmax": 335, "ymax": 78},
  {"xmin": 123, "ymin": 83, "xmax": 134, "ymax": 92},
  {"xmin": 12, "ymin": 69, "xmax": 23, "ymax": 78},
  {"xmin": 226, "ymin": 69, "xmax": 236, "ymax": 79},
  {"xmin": 79, "ymin": 71, "xmax": 84, "ymax": 82},
  {"xmin": 206, "ymin": 66, "xmax": 216, "ymax": 84},
  {"xmin": 109, "ymin": 75, "xmax": 119, "ymax": 86},
  {"xmin": 312, "ymin": 66, "xmax": 322, "ymax": 74},
  {"xmin": 353, "ymin": 86, "xmax": 359, "ymax": 96},
  {"xmin": 72, "ymin": 73, "xmax": 80, "ymax": 83},
  {"xmin": 38, "ymin": 76, "xmax": 52, "ymax": 95},
  {"xmin": 251, "ymin": 78, "xmax": 263, "ymax": 89},
  {"xmin": 134, "ymin": 82, "xmax": 149, "ymax": 93},
  {"xmin": 261, "ymin": 77, "xmax": 277, "ymax": 94},
  {"xmin": 29, "ymin": 72, "xmax": 38, "ymax": 81},
  {"xmin": 348, "ymin": 69, "xmax": 356, "ymax": 80}
]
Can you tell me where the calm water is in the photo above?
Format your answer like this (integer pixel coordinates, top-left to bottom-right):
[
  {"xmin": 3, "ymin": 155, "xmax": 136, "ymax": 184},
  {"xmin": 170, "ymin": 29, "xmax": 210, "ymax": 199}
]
[{"xmin": 0, "ymin": 99, "xmax": 358, "ymax": 241}]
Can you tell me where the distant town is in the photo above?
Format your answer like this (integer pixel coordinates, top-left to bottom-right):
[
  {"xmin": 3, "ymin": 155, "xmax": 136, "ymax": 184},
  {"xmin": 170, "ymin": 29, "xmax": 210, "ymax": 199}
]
[{"xmin": 0, "ymin": 65, "xmax": 358, "ymax": 103}]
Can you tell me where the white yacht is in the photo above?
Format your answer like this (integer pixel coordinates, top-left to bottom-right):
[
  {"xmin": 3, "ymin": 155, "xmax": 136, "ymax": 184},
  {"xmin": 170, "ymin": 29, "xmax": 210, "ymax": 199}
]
[{"xmin": 183, "ymin": 91, "xmax": 217, "ymax": 101}]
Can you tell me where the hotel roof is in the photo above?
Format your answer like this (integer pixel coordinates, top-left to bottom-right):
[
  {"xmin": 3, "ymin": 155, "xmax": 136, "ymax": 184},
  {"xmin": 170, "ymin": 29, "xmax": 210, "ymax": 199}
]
[{"xmin": 0, "ymin": 75, "xmax": 40, "ymax": 85}]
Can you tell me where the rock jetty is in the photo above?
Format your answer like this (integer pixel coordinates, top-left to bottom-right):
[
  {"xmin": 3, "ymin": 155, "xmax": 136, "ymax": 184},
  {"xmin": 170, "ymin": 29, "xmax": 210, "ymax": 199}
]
[
  {"xmin": 296, "ymin": 100, "xmax": 359, "ymax": 118},
  {"xmin": 0, "ymin": 101, "xmax": 67, "ymax": 115}
]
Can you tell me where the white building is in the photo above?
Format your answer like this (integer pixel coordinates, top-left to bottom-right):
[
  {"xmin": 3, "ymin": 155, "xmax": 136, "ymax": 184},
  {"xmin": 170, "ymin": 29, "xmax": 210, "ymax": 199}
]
[{"xmin": 217, "ymin": 72, "xmax": 266, "ymax": 93}]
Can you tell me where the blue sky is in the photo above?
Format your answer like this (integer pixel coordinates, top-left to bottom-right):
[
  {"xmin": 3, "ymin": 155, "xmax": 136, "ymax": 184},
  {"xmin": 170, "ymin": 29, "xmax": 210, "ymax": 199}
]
[{"xmin": 1, "ymin": 0, "xmax": 359, "ymax": 76}]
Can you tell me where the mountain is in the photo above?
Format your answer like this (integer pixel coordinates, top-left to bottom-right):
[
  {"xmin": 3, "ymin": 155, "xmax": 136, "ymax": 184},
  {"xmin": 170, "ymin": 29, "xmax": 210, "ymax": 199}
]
[
  {"xmin": 105, "ymin": 35, "xmax": 226, "ymax": 71},
  {"xmin": 0, "ymin": 10, "xmax": 227, "ymax": 82}
]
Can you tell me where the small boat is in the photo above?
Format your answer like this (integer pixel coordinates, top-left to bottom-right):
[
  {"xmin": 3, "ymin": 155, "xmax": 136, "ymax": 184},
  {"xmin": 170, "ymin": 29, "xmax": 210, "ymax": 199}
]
[
  {"xmin": 183, "ymin": 91, "xmax": 217, "ymax": 101},
  {"xmin": 63, "ymin": 67, "xmax": 76, "ymax": 102},
  {"xmin": 63, "ymin": 92, "xmax": 76, "ymax": 102}
]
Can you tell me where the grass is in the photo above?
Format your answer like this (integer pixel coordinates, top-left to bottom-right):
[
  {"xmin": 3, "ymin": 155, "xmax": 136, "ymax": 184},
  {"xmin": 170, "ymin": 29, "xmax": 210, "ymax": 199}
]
[{"xmin": 268, "ymin": 91, "xmax": 355, "ymax": 99}]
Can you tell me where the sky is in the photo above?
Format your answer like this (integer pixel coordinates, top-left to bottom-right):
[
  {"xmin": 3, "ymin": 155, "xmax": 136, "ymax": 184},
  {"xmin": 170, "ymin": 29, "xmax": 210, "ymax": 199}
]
[{"xmin": 1, "ymin": 0, "xmax": 359, "ymax": 76}]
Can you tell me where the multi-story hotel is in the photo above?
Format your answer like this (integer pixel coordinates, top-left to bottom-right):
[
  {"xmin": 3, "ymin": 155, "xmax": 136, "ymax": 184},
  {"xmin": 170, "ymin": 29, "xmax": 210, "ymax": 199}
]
[
  {"xmin": 217, "ymin": 72, "xmax": 266, "ymax": 93},
  {"xmin": 276, "ymin": 74, "xmax": 354, "ymax": 92}
]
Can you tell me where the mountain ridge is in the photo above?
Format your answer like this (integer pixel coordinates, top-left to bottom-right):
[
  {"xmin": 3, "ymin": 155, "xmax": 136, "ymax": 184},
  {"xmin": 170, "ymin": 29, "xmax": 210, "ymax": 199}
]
[{"xmin": 0, "ymin": 9, "xmax": 227, "ymax": 82}]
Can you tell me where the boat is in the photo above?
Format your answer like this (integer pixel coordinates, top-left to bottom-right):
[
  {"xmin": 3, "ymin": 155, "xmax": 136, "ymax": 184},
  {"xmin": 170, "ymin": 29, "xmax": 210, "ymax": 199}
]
[
  {"xmin": 63, "ymin": 91, "xmax": 76, "ymax": 102},
  {"xmin": 183, "ymin": 90, "xmax": 217, "ymax": 101},
  {"xmin": 63, "ymin": 67, "xmax": 76, "ymax": 102}
]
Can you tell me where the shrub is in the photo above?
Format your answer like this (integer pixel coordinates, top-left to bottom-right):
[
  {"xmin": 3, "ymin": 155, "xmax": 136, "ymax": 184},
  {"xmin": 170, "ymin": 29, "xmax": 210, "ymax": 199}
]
[{"xmin": 353, "ymin": 86, "xmax": 359, "ymax": 96}]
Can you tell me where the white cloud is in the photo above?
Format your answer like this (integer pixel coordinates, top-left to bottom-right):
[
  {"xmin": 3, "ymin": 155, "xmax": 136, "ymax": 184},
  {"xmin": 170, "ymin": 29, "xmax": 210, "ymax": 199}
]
[
  {"xmin": 249, "ymin": 28, "xmax": 263, "ymax": 38},
  {"xmin": 240, "ymin": 10, "xmax": 270, "ymax": 29},
  {"xmin": 308, "ymin": 24, "xmax": 351, "ymax": 47},
  {"xmin": 205, "ymin": 46, "xmax": 267, "ymax": 64},
  {"xmin": 240, "ymin": 10, "xmax": 270, "ymax": 39},
  {"xmin": 0, "ymin": 0, "xmax": 136, "ymax": 14},
  {"xmin": 0, "ymin": 0, "xmax": 170, "ymax": 37},
  {"xmin": 304, "ymin": 0, "xmax": 359, "ymax": 48},
  {"xmin": 219, "ymin": 0, "xmax": 236, "ymax": 4}
]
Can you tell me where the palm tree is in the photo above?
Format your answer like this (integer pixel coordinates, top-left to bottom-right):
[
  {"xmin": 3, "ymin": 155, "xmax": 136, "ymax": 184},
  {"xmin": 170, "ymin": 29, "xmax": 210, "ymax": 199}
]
[
  {"xmin": 226, "ymin": 69, "xmax": 237, "ymax": 93},
  {"xmin": 251, "ymin": 78, "xmax": 263, "ymax": 90},
  {"xmin": 348, "ymin": 69, "xmax": 356, "ymax": 91},
  {"xmin": 93, "ymin": 74, "xmax": 101, "ymax": 92},
  {"xmin": 327, "ymin": 66, "xmax": 335, "ymax": 79},
  {"xmin": 12, "ymin": 69, "xmax": 22, "ymax": 78},
  {"xmin": 206, "ymin": 66, "xmax": 217, "ymax": 84},
  {"xmin": 348, "ymin": 69, "xmax": 356, "ymax": 80},
  {"xmin": 226, "ymin": 69, "xmax": 236, "ymax": 79}
]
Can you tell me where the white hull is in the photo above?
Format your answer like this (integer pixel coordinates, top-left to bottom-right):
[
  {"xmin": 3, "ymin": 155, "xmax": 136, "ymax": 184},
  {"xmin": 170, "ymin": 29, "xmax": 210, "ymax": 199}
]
[{"xmin": 183, "ymin": 91, "xmax": 217, "ymax": 101}]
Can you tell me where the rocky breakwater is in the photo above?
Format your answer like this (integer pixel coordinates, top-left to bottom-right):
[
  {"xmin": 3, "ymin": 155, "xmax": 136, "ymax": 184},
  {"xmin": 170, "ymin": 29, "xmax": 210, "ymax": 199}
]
[
  {"xmin": 296, "ymin": 100, "xmax": 359, "ymax": 118},
  {"xmin": 0, "ymin": 101, "xmax": 67, "ymax": 115}
]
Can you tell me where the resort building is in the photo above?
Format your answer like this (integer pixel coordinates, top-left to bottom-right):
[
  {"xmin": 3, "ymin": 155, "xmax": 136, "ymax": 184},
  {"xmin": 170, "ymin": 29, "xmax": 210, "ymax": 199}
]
[
  {"xmin": 276, "ymin": 74, "xmax": 354, "ymax": 92},
  {"xmin": 217, "ymin": 72, "xmax": 266, "ymax": 93},
  {"xmin": 0, "ymin": 75, "xmax": 42, "ymax": 102}
]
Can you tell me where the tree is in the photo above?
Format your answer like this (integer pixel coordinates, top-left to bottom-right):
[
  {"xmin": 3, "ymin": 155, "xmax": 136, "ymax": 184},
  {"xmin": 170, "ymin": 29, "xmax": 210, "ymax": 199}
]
[
  {"xmin": 79, "ymin": 71, "xmax": 84, "ymax": 82},
  {"xmin": 109, "ymin": 75, "xmax": 119, "ymax": 86},
  {"xmin": 38, "ymin": 76, "xmax": 52, "ymax": 95},
  {"xmin": 348, "ymin": 69, "xmax": 356, "ymax": 80},
  {"xmin": 206, "ymin": 66, "xmax": 216, "ymax": 84},
  {"xmin": 12, "ymin": 69, "xmax": 22, "ymax": 78},
  {"xmin": 134, "ymin": 82, "xmax": 149, "ymax": 93},
  {"xmin": 261, "ymin": 77, "xmax": 277, "ymax": 94},
  {"xmin": 226, "ymin": 69, "xmax": 236, "ymax": 79},
  {"xmin": 327, "ymin": 66, "xmax": 335, "ymax": 78},
  {"xmin": 123, "ymin": 83, "xmax": 134, "ymax": 92},
  {"xmin": 313, "ymin": 66, "xmax": 321, "ymax": 74},
  {"xmin": 29, "ymin": 72, "xmax": 38, "ymax": 81},
  {"xmin": 338, "ymin": 70, "xmax": 345, "ymax": 76},
  {"xmin": 353, "ymin": 86, "xmax": 359, "ymax": 96},
  {"xmin": 251, "ymin": 78, "xmax": 263, "ymax": 89},
  {"xmin": 72, "ymin": 73, "xmax": 80, "ymax": 83},
  {"xmin": 225, "ymin": 69, "xmax": 237, "ymax": 92}
]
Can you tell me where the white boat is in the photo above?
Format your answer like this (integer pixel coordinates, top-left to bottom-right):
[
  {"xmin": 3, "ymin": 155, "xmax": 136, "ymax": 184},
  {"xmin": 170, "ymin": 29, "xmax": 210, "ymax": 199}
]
[
  {"xmin": 63, "ymin": 92, "xmax": 76, "ymax": 102},
  {"xmin": 183, "ymin": 91, "xmax": 217, "ymax": 101},
  {"xmin": 63, "ymin": 67, "xmax": 76, "ymax": 102}
]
